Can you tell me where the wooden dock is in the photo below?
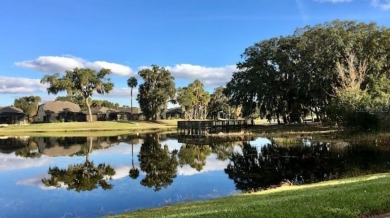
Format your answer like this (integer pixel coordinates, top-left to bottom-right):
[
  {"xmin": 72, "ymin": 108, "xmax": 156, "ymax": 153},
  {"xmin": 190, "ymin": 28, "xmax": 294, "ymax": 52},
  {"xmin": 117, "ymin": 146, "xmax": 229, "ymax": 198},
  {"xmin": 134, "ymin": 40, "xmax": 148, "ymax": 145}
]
[{"xmin": 177, "ymin": 120, "xmax": 247, "ymax": 136}]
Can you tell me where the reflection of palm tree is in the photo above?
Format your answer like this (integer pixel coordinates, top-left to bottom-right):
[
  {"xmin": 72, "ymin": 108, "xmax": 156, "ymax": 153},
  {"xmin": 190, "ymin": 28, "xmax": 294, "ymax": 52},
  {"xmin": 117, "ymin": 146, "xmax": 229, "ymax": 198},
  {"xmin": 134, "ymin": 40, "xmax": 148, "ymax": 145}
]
[
  {"xmin": 129, "ymin": 141, "xmax": 139, "ymax": 179},
  {"xmin": 42, "ymin": 137, "xmax": 116, "ymax": 192}
]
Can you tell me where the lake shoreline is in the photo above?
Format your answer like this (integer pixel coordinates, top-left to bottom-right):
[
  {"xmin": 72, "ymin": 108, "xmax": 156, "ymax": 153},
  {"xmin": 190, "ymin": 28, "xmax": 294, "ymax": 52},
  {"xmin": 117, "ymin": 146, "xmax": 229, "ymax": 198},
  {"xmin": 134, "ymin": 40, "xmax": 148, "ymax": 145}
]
[{"xmin": 0, "ymin": 120, "xmax": 342, "ymax": 136}]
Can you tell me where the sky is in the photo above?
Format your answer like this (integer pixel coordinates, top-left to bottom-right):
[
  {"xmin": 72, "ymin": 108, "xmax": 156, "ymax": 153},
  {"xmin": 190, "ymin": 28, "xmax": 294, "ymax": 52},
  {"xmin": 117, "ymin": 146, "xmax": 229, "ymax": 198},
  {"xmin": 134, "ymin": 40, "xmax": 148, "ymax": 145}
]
[{"xmin": 1, "ymin": 0, "xmax": 390, "ymax": 108}]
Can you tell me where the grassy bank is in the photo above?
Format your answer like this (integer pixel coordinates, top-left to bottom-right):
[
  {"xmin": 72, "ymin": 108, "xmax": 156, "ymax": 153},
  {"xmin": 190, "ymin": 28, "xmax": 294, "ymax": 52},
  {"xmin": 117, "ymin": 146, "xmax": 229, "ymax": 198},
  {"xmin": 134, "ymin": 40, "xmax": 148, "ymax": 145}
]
[
  {"xmin": 0, "ymin": 120, "xmax": 177, "ymax": 136},
  {"xmin": 111, "ymin": 173, "xmax": 390, "ymax": 218}
]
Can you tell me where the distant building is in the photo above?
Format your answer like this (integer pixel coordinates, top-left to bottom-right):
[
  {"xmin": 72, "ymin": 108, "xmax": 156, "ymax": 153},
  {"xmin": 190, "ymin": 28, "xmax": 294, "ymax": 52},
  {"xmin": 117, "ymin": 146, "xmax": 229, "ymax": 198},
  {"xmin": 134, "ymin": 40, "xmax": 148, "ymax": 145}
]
[
  {"xmin": 117, "ymin": 107, "xmax": 143, "ymax": 120},
  {"xmin": 35, "ymin": 101, "xmax": 85, "ymax": 123},
  {"xmin": 84, "ymin": 107, "xmax": 119, "ymax": 121},
  {"xmin": 165, "ymin": 107, "xmax": 183, "ymax": 119},
  {"xmin": 0, "ymin": 106, "xmax": 27, "ymax": 125}
]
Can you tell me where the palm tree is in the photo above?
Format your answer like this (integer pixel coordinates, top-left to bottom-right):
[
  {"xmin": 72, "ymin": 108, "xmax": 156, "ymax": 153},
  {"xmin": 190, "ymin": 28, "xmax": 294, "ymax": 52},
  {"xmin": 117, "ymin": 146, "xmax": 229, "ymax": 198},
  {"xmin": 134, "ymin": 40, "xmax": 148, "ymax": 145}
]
[{"xmin": 127, "ymin": 77, "xmax": 138, "ymax": 120}]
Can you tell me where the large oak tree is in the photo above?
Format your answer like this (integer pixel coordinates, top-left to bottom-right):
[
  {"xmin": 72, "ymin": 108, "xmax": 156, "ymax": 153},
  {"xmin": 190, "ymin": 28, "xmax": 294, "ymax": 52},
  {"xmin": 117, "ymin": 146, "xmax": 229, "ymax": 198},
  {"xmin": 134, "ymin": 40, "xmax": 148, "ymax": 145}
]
[
  {"xmin": 137, "ymin": 65, "xmax": 175, "ymax": 121},
  {"xmin": 41, "ymin": 68, "xmax": 114, "ymax": 122}
]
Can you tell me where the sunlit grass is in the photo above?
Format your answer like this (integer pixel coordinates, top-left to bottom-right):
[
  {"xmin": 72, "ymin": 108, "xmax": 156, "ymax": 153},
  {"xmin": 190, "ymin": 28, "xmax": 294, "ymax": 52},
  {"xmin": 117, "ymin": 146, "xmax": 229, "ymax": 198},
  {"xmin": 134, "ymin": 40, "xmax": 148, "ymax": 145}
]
[
  {"xmin": 111, "ymin": 173, "xmax": 390, "ymax": 218},
  {"xmin": 0, "ymin": 121, "xmax": 177, "ymax": 136}
]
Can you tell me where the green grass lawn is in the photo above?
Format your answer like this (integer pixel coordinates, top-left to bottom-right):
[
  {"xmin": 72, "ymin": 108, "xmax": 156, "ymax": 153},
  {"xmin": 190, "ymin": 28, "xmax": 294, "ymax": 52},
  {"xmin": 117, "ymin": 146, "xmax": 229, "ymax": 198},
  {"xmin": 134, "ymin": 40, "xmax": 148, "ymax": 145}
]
[
  {"xmin": 111, "ymin": 173, "xmax": 390, "ymax": 218},
  {"xmin": 0, "ymin": 120, "xmax": 179, "ymax": 136}
]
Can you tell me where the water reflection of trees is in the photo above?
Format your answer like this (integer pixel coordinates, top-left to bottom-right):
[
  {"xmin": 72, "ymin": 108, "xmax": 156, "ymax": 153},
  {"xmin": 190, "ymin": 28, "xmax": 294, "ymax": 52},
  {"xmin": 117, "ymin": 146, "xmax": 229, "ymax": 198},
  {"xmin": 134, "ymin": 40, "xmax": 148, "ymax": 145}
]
[
  {"xmin": 178, "ymin": 144, "xmax": 212, "ymax": 171},
  {"xmin": 138, "ymin": 134, "xmax": 178, "ymax": 191},
  {"xmin": 225, "ymin": 140, "xmax": 390, "ymax": 192},
  {"xmin": 42, "ymin": 137, "xmax": 116, "ymax": 192}
]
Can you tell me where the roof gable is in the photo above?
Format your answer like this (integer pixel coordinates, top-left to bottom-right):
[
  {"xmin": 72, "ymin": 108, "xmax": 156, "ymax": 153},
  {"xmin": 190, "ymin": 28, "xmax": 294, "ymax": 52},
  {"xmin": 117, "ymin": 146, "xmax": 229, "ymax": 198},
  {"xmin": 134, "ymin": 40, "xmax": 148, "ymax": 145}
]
[
  {"xmin": 41, "ymin": 101, "xmax": 81, "ymax": 114},
  {"xmin": 0, "ymin": 106, "xmax": 24, "ymax": 114}
]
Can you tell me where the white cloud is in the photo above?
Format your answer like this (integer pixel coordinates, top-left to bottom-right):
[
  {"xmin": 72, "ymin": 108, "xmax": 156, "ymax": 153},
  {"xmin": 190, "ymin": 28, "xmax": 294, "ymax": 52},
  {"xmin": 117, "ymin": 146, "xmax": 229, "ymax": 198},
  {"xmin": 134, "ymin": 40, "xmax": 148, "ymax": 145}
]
[
  {"xmin": 371, "ymin": 0, "xmax": 390, "ymax": 10},
  {"xmin": 88, "ymin": 61, "xmax": 134, "ymax": 76},
  {"xmin": 0, "ymin": 76, "xmax": 46, "ymax": 94},
  {"xmin": 15, "ymin": 56, "xmax": 135, "ymax": 77},
  {"xmin": 314, "ymin": 0, "xmax": 352, "ymax": 3},
  {"xmin": 105, "ymin": 88, "xmax": 139, "ymax": 98},
  {"xmin": 0, "ymin": 152, "xmax": 51, "ymax": 171},
  {"xmin": 165, "ymin": 64, "xmax": 237, "ymax": 87}
]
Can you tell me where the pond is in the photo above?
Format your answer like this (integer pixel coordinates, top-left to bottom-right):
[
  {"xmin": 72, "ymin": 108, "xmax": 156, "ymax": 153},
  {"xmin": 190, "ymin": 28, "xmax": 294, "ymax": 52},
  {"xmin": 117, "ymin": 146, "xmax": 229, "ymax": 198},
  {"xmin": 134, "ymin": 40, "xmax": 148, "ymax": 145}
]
[{"xmin": 0, "ymin": 133, "xmax": 389, "ymax": 217}]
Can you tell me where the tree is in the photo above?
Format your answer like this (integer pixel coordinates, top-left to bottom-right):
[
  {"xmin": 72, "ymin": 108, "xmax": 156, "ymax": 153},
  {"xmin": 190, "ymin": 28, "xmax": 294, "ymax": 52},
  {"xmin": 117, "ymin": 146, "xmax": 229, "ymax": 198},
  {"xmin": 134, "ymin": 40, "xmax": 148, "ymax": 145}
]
[
  {"xmin": 225, "ymin": 20, "xmax": 390, "ymax": 124},
  {"xmin": 208, "ymin": 87, "xmax": 230, "ymax": 119},
  {"xmin": 137, "ymin": 65, "xmax": 175, "ymax": 121},
  {"xmin": 90, "ymin": 100, "xmax": 119, "ymax": 109},
  {"xmin": 178, "ymin": 144, "xmax": 212, "ymax": 171},
  {"xmin": 42, "ymin": 137, "xmax": 115, "ymax": 192},
  {"xmin": 127, "ymin": 77, "xmax": 138, "ymax": 120},
  {"xmin": 13, "ymin": 96, "xmax": 41, "ymax": 122},
  {"xmin": 176, "ymin": 80, "xmax": 210, "ymax": 120},
  {"xmin": 328, "ymin": 52, "xmax": 389, "ymax": 131},
  {"xmin": 41, "ymin": 68, "xmax": 114, "ymax": 122},
  {"xmin": 138, "ymin": 134, "xmax": 178, "ymax": 191}
]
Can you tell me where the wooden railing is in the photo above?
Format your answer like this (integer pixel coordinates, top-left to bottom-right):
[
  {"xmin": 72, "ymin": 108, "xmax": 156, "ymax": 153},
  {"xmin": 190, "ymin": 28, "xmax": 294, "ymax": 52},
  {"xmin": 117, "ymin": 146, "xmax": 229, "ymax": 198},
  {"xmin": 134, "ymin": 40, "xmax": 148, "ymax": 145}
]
[{"xmin": 177, "ymin": 120, "xmax": 247, "ymax": 136}]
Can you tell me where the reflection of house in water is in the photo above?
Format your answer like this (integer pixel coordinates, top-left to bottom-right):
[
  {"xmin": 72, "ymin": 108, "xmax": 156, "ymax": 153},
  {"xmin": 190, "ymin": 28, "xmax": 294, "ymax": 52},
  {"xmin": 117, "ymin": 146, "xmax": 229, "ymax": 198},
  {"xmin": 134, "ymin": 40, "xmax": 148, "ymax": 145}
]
[
  {"xmin": 34, "ymin": 137, "xmax": 87, "ymax": 157},
  {"xmin": 0, "ymin": 106, "xmax": 27, "ymax": 125},
  {"xmin": 0, "ymin": 136, "xmax": 29, "ymax": 153},
  {"xmin": 35, "ymin": 101, "xmax": 86, "ymax": 123},
  {"xmin": 33, "ymin": 136, "xmax": 126, "ymax": 157}
]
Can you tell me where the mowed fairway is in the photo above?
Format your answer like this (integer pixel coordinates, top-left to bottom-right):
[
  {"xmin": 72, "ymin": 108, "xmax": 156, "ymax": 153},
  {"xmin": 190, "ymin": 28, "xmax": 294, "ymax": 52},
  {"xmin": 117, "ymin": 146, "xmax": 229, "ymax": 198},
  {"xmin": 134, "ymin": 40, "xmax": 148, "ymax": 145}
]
[{"xmin": 0, "ymin": 120, "xmax": 178, "ymax": 136}]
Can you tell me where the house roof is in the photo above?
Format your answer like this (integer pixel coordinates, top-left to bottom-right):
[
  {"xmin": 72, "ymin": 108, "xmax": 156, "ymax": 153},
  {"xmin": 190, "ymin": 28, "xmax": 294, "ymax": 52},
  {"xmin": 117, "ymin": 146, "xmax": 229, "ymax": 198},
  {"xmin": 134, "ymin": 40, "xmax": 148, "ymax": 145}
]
[
  {"xmin": 0, "ymin": 106, "xmax": 24, "ymax": 114},
  {"xmin": 40, "ymin": 101, "xmax": 81, "ymax": 114},
  {"xmin": 119, "ymin": 107, "xmax": 141, "ymax": 114},
  {"xmin": 86, "ymin": 107, "xmax": 118, "ymax": 114}
]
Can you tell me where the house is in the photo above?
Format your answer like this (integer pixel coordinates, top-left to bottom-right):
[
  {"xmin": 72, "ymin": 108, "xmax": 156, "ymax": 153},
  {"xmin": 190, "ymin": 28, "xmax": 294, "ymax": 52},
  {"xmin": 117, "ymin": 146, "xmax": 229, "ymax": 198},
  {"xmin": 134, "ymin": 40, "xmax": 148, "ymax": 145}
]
[
  {"xmin": 165, "ymin": 107, "xmax": 183, "ymax": 119},
  {"xmin": 35, "ymin": 101, "xmax": 85, "ymax": 123},
  {"xmin": 117, "ymin": 107, "xmax": 143, "ymax": 120},
  {"xmin": 0, "ymin": 106, "xmax": 27, "ymax": 125},
  {"xmin": 85, "ymin": 107, "xmax": 118, "ymax": 121}
]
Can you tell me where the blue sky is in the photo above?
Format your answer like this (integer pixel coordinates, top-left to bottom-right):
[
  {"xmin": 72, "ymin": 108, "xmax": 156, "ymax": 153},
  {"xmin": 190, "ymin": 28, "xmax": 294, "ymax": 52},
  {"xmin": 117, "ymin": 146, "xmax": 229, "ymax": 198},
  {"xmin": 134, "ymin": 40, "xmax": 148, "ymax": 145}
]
[{"xmin": 1, "ymin": 0, "xmax": 390, "ymax": 107}]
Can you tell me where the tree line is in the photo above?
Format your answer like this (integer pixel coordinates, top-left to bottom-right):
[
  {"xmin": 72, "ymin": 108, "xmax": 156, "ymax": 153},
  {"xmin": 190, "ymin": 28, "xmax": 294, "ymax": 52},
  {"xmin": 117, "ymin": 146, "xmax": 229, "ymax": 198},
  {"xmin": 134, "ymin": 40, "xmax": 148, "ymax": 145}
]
[
  {"xmin": 224, "ymin": 20, "xmax": 390, "ymax": 130},
  {"xmin": 12, "ymin": 20, "xmax": 390, "ymax": 130}
]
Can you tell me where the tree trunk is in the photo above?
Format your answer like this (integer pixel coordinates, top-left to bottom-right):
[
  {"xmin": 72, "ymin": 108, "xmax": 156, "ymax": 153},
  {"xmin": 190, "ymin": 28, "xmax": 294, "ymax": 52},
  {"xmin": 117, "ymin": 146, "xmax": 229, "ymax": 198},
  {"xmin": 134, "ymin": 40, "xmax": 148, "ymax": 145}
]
[
  {"xmin": 86, "ymin": 97, "xmax": 93, "ymax": 122},
  {"xmin": 130, "ymin": 88, "xmax": 133, "ymax": 121}
]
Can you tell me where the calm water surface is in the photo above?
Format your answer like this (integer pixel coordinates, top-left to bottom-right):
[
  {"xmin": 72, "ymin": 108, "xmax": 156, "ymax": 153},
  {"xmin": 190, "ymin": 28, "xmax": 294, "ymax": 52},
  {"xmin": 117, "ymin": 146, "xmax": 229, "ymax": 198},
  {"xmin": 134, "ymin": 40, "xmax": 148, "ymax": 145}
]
[{"xmin": 0, "ymin": 133, "xmax": 389, "ymax": 217}]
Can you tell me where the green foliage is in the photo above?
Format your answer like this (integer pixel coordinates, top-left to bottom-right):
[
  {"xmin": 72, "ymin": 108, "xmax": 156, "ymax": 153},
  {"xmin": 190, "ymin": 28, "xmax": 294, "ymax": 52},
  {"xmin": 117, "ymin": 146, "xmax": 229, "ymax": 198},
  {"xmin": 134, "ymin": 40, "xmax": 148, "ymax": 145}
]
[
  {"xmin": 178, "ymin": 144, "xmax": 212, "ymax": 171},
  {"xmin": 41, "ymin": 68, "xmax": 114, "ymax": 122},
  {"xmin": 329, "ymin": 75, "xmax": 390, "ymax": 131},
  {"xmin": 42, "ymin": 161, "xmax": 115, "ymax": 192},
  {"xmin": 208, "ymin": 87, "xmax": 231, "ymax": 119},
  {"xmin": 13, "ymin": 96, "xmax": 41, "ymax": 122},
  {"xmin": 91, "ymin": 99, "xmax": 120, "ymax": 109},
  {"xmin": 137, "ymin": 65, "xmax": 175, "ymax": 121},
  {"xmin": 176, "ymin": 80, "xmax": 210, "ymax": 120},
  {"xmin": 127, "ymin": 77, "xmax": 138, "ymax": 120},
  {"xmin": 138, "ymin": 134, "xmax": 178, "ymax": 191},
  {"xmin": 225, "ymin": 20, "xmax": 390, "ymax": 126}
]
